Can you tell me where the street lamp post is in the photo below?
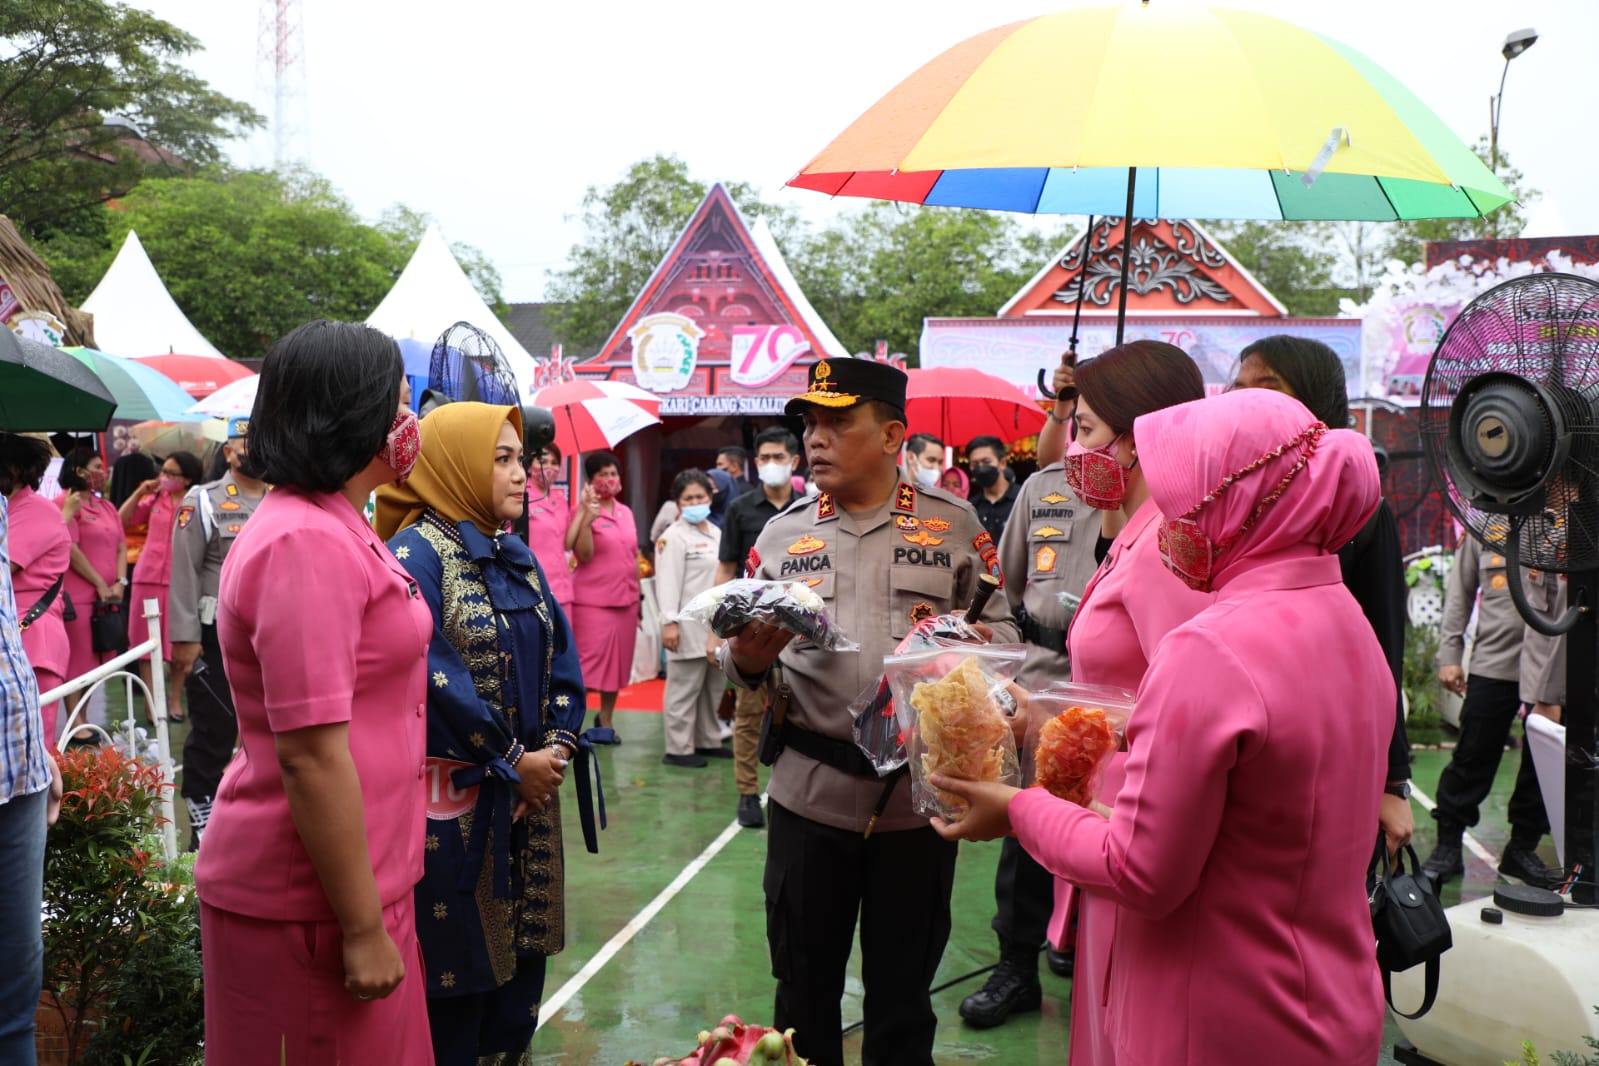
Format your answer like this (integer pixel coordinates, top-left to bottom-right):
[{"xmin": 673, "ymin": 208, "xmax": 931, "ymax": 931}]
[{"xmin": 1489, "ymin": 27, "xmax": 1538, "ymax": 175}]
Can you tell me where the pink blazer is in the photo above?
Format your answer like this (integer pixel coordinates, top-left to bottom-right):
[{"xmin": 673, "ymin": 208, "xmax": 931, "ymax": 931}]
[
  {"xmin": 196, "ymin": 488, "xmax": 433, "ymax": 922},
  {"xmin": 1014, "ymin": 552, "xmax": 1390, "ymax": 1065}
]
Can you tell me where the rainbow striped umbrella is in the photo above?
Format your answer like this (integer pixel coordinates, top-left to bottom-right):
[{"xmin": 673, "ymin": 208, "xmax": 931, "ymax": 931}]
[{"xmin": 790, "ymin": 5, "xmax": 1511, "ymax": 222}]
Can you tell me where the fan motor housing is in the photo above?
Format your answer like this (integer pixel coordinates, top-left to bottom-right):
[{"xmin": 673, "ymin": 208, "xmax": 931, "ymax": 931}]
[{"xmin": 1445, "ymin": 372, "xmax": 1572, "ymax": 515}]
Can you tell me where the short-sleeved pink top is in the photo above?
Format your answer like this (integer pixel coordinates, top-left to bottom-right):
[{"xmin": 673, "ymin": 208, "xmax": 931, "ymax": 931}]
[
  {"xmin": 571, "ymin": 499, "xmax": 639, "ymax": 608},
  {"xmin": 126, "ymin": 489, "xmax": 184, "ymax": 586},
  {"xmin": 195, "ymin": 487, "xmax": 433, "ymax": 921},
  {"xmin": 9, "ymin": 486, "xmax": 73, "ymax": 678},
  {"xmin": 523, "ymin": 486, "xmax": 574, "ymax": 607}
]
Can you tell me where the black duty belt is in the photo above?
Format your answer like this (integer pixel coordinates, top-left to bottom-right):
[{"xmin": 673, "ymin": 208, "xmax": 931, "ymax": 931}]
[
  {"xmin": 780, "ymin": 721, "xmax": 880, "ymax": 779},
  {"xmin": 1018, "ymin": 607, "xmax": 1068, "ymax": 655}
]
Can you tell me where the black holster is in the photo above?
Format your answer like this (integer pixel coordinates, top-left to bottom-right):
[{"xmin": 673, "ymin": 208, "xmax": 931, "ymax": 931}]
[{"xmin": 758, "ymin": 666, "xmax": 791, "ymax": 767}]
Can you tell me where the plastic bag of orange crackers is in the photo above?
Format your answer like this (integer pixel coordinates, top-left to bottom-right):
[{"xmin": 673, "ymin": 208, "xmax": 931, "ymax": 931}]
[
  {"xmin": 1021, "ymin": 684, "xmax": 1135, "ymax": 811},
  {"xmin": 885, "ymin": 647, "xmax": 1026, "ymax": 820}
]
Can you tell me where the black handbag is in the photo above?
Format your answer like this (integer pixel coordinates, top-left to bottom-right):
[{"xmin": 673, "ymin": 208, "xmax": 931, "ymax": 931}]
[
  {"xmin": 90, "ymin": 601, "xmax": 131, "ymax": 655},
  {"xmin": 1369, "ymin": 834, "xmax": 1453, "ymax": 1019}
]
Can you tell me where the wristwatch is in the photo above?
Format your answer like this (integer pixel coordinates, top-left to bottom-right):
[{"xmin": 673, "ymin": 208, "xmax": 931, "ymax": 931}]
[{"xmin": 1384, "ymin": 781, "xmax": 1411, "ymax": 799}]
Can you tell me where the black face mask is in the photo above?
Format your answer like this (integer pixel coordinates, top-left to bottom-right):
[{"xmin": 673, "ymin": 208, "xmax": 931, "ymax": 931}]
[
  {"xmin": 233, "ymin": 451, "xmax": 266, "ymax": 480},
  {"xmin": 970, "ymin": 464, "xmax": 1000, "ymax": 490}
]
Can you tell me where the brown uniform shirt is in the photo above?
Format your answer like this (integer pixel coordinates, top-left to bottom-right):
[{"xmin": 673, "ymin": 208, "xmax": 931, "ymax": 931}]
[
  {"xmin": 168, "ymin": 471, "xmax": 264, "ymax": 644},
  {"xmin": 996, "ymin": 462, "xmax": 1104, "ymax": 689},
  {"xmin": 1437, "ymin": 536, "xmax": 1526, "ymax": 683},
  {"xmin": 723, "ymin": 477, "xmax": 1019, "ymax": 833},
  {"xmin": 1519, "ymin": 569, "xmax": 1567, "ymax": 706}
]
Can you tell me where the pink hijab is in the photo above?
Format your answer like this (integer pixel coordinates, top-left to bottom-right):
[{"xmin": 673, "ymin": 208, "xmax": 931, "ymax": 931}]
[{"xmin": 1135, "ymin": 389, "xmax": 1380, "ymax": 586}]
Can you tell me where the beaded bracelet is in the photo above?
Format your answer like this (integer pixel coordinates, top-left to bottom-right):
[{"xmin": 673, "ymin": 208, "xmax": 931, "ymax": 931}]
[
  {"xmin": 544, "ymin": 728, "xmax": 579, "ymax": 754},
  {"xmin": 503, "ymin": 740, "xmax": 525, "ymax": 770}
]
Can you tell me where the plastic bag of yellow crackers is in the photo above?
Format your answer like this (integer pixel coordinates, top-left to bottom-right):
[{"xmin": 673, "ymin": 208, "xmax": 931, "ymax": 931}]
[{"xmin": 884, "ymin": 647, "xmax": 1025, "ymax": 820}]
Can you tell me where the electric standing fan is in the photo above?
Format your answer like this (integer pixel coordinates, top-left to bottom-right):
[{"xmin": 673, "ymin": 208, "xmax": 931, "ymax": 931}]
[
  {"xmin": 426, "ymin": 321, "xmax": 520, "ymax": 407},
  {"xmin": 1352, "ymin": 395, "xmax": 1448, "ymax": 554},
  {"xmin": 1395, "ymin": 272, "xmax": 1599, "ymax": 1064}
]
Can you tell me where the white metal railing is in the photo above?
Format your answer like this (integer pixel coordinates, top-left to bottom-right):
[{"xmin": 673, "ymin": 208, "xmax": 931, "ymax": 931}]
[{"xmin": 38, "ymin": 598, "xmax": 178, "ymax": 862}]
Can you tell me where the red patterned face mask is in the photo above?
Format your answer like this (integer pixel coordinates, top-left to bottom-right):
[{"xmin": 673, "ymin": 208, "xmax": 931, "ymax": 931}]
[
  {"xmin": 378, "ymin": 410, "xmax": 421, "ymax": 482},
  {"xmin": 1064, "ymin": 435, "xmax": 1129, "ymax": 510},
  {"xmin": 1155, "ymin": 423, "xmax": 1326, "ymax": 593}
]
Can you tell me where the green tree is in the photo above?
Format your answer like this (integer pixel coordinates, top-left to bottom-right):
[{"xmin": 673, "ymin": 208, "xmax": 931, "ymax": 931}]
[
  {"xmin": 544, "ymin": 153, "xmax": 800, "ymax": 352},
  {"xmin": 790, "ymin": 203, "xmax": 1068, "ymax": 360},
  {"xmin": 1383, "ymin": 137, "xmax": 1539, "ymax": 264},
  {"xmin": 1201, "ymin": 220, "xmax": 1344, "ymax": 316},
  {"xmin": 0, "ymin": 0, "xmax": 261, "ymax": 234}
]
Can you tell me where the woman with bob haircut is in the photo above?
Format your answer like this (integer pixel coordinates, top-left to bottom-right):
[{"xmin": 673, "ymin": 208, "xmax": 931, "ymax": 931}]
[
  {"xmin": 1, "ymin": 432, "xmax": 72, "ymax": 740},
  {"xmin": 565, "ymin": 449, "xmax": 638, "ymax": 741},
  {"xmin": 933, "ymin": 388, "xmax": 1392, "ymax": 1065},
  {"xmin": 1037, "ymin": 340, "xmax": 1211, "ymax": 1064},
  {"xmin": 194, "ymin": 320, "xmax": 436, "ymax": 1065}
]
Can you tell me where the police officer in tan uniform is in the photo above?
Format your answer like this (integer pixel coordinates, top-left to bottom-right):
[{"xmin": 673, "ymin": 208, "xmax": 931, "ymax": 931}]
[
  {"xmin": 169, "ymin": 417, "xmax": 266, "ymax": 847},
  {"xmin": 722, "ymin": 358, "xmax": 1018, "ymax": 1066},
  {"xmin": 959, "ymin": 454, "xmax": 1102, "ymax": 1028}
]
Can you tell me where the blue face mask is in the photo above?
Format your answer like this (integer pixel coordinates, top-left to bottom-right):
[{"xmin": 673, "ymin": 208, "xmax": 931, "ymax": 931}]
[{"xmin": 681, "ymin": 503, "xmax": 712, "ymax": 525}]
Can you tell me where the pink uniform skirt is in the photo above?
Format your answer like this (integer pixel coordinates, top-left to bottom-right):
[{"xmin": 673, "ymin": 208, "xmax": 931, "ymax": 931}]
[
  {"xmin": 571, "ymin": 602, "xmax": 637, "ymax": 693},
  {"xmin": 201, "ymin": 895, "xmax": 434, "ymax": 1066},
  {"xmin": 129, "ymin": 579, "xmax": 172, "ymax": 661},
  {"xmin": 63, "ymin": 578, "xmax": 113, "ymax": 682}
]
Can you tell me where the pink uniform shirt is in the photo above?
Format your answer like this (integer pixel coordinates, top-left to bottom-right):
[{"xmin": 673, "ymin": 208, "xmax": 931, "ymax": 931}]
[
  {"xmin": 63, "ymin": 494, "xmax": 123, "ymax": 590},
  {"xmin": 571, "ymin": 499, "xmax": 639, "ymax": 607},
  {"xmin": 10, "ymin": 486, "xmax": 72, "ymax": 679},
  {"xmin": 196, "ymin": 487, "xmax": 433, "ymax": 921},
  {"xmin": 1013, "ymin": 552, "xmax": 1389, "ymax": 1065},
  {"xmin": 125, "ymin": 490, "xmax": 183, "ymax": 585},
  {"xmin": 523, "ymin": 486, "xmax": 574, "ymax": 608}
]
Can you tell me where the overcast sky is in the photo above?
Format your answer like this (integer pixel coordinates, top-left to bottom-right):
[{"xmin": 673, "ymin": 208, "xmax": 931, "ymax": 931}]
[{"xmin": 137, "ymin": 0, "xmax": 1596, "ymax": 303}]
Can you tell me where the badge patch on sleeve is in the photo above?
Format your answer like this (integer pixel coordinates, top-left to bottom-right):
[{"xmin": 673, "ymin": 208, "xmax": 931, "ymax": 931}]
[
  {"xmin": 973, "ymin": 531, "xmax": 994, "ymax": 554},
  {"xmin": 176, "ymin": 505, "xmax": 195, "ymax": 529},
  {"xmin": 1035, "ymin": 545, "xmax": 1058, "ymax": 573},
  {"xmin": 657, "ymin": 537, "xmax": 668, "ymax": 553},
  {"xmin": 745, "ymin": 547, "xmax": 761, "ymax": 578}
]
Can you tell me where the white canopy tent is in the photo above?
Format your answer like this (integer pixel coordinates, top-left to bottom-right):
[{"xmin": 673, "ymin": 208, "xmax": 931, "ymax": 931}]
[
  {"xmin": 81, "ymin": 230, "xmax": 228, "ymax": 359},
  {"xmin": 366, "ymin": 224, "xmax": 539, "ymax": 397}
]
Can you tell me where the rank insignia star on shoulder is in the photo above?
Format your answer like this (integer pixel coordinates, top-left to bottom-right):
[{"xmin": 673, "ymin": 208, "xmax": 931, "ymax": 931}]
[
  {"xmin": 788, "ymin": 534, "xmax": 826, "ymax": 556},
  {"xmin": 894, "ymin": 484, "xmax": 916, "ymax": 512},
  {"xmin": 1040, "ymin": 492, "xmax": 1070, "ymax": 505},
  {"xmin": 816, "ymin": 494, "xmax": 836, "ymax": 520},
  {"xmin": 921, "ymin": 517, "xmax": 951, "ymax": 533}
]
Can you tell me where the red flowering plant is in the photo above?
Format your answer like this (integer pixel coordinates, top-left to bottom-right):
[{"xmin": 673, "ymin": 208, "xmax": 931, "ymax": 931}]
[{"xmin": 40, "ymin": 746, "xmax": 180, "ymax": 1065}]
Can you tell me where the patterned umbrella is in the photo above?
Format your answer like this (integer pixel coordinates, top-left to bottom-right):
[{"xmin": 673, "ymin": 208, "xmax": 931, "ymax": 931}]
[
  {"xmin": 61, "ymin": 347, "xmax": 199, "ymax": 422},
  {"xmin": 184, "ymin": 374, "xmax": 257, "ymax": 419},
  {"xmin": 529, "ymin": 379, "xmax": 662, "ymax": 456}
]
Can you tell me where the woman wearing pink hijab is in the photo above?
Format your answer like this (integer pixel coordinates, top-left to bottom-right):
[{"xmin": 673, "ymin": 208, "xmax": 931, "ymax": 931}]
[{"xmin": 934, "ymin": 388, "xmax": 1393, "ymax": 1065}]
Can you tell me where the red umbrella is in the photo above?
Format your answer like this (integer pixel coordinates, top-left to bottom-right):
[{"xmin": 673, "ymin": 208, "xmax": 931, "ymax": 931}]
[
  {"xmin": 904, "ymin": 367, "xmax": 1046, "ymax": 445},
  {"xmin": 130, "ymin": 354, "xmax": 255, "ymax": 400},
  {"xmin": 529, "ymin": 379, "xmax": 662, "ymax": 456}
]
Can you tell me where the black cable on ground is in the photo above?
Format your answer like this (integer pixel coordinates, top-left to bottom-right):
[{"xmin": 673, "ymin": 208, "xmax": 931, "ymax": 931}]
[{"xmin": 839, "ymin": 960, "xmax": 1005, "ymax": 1037}]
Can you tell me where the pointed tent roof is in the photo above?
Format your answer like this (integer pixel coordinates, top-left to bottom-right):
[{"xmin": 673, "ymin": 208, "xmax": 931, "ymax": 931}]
[
  {"xmin": 366, "ymin": 224, "xmax": 538, "ymax": 396},
  {"xmin": 81, "ymin": 230, "xmax": 228, "ymax": 358},
  {"xmin": 999, "ymin": 218, "xmax": 1288, "ymax": 319},
  {"xmin": 587, "ymin": 183, "xmax": 848, "ymax": 369}
]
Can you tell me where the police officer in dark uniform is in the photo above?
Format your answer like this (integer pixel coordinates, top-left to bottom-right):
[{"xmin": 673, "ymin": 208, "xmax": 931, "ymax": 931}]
[
  {"xmin": 169, "ymin": 417, "xmax": 265, "ymax": 847},
  {"xmin": 959, "ymin": 447, "xmax": 1102, "ymax": 1027},
  {"xmin": 722, "ymin": 359, "xmax": 1018, "ymax": 1066}
]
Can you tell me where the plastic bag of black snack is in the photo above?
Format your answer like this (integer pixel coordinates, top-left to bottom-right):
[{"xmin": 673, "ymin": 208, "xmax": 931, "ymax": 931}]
[{"xmin": 682, "ymin": 579, "xmax": 860, "ymax": 653}]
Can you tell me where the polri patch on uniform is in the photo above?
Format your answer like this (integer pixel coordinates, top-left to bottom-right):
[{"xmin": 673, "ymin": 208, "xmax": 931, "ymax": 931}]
[
  {"xmin": 1034, "ymin": 525, "xmax": 1064, "ymax": 539},
  {"xmin": 973, "ymin": 531, "xmax": 995, "ymax": 554},
  {"xmin": 176, "ymin": 505, "xmax": 195, "ymax": 529},
  {"xmin": 219, "ymin": 500, "xmax": 241, "ymax": 511},
  {"xmin": 921, "ymin": 517, "xmax": 951, "ymax": 533},
  {"xmin": 816, "ymin": 494, "xmax": 836, "ymax": 520},
  {"xmin": 902, "ymin": 530, "xmax": 944, "ymax": 547},
  {"xmin": 788, "ymin": 534, "xmax": 826, "ymax": 556},
  {"xmin": 657, "ymin": 538, "xmax": 668, "ymax": 553},
  {"xmin": 803, "ymin": 577, "xmax": 824, "ymax": 588},
  {"xmin": 225, "ymin": 483, "xmax": 239, "ymax": 497},
  {"xmin": 1035, "ymin": 545, "xmax": 1058, "ymax": 573},
  {"xmin": 895, "ymin": 514, "xmax": 920, "ymax": 531},
  {"xmin": 745, "ymin": 547, "xmax": 761, "ymax": 578},
  {"xmin": 1039, "ymin": 492, "xmax": 1070, "ymax": 504},
  {"xmin": 909, "ymin": 601, "xmax": 935, "ymax": 624},
  {"xmin": 1490, "ymin": 573, "xmax": 1508, "ymax": 589},
  {"xmin": 894, "ymin": 483, "xmax": 917, "ymax": 513}
]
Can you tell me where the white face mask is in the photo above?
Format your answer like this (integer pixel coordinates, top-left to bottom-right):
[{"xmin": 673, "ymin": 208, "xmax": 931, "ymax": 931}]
[
  {"xmin": 912, "ymin": 465, "xmax": 941, "ymax": 489},
  {"xmin": 757, "ymin": 461, "xmax": 793, "ymax": 488}
]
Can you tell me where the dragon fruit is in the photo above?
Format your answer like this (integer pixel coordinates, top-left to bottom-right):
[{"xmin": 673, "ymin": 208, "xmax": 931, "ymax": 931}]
[{"xmin": 628, "ymin": 1015, "xmax": 808, "ymax": 1066}]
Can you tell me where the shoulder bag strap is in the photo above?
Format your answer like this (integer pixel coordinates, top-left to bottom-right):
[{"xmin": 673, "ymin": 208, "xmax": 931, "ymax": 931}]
[
  {"xmin": 1384, "ymin": 957, "xmax": 1440, "ymax": 1020},
  {"xmin": 20, "ymin": 574, "xmax": 65, "ymax": 630}
]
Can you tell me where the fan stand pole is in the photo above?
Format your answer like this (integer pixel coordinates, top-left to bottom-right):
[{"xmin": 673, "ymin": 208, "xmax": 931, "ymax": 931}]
[{"xmin": 1566, "ymin": 569, "xmax": 1598, "ymax": 905}]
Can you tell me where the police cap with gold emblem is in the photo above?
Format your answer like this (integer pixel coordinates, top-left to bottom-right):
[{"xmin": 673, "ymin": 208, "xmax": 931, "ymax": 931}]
[
  {"xmin": 784, "ymin": 358, "xmax": 908, "ymax": 419},
  {"xmin": 226, "ymin": 416, "xmax": 250, "ymax": 441}
]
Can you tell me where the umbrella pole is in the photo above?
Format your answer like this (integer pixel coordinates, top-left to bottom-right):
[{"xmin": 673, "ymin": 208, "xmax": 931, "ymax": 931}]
[
  {"xmin": 1115, "ymin": 169, "xmax": 1137, "ymax": 345},
  {"xmin": 1037, "ymin": 213, "xmax": 1093, "ymax": 402}
]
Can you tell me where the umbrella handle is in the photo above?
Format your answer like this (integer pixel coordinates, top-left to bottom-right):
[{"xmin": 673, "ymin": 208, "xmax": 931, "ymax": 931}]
[{"xmin": 1038, "ymin": 368, "xmax": 1056, "ymax": 401}]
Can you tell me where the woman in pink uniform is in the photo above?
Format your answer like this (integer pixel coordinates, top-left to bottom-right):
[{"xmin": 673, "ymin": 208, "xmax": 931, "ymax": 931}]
[
  {"xmin": 1050, "ymin": 341, "xmax": 1209, "ymax": 1065},
  {"xmin": 194, "ymin": 320, "xmax": 435, "ymax": 1066},
  {"xmin": 2, "ymin": 433, "xmax": 73, "ymax": 741},
  {"xmin": 934, "ymin": 388, "xmax": 1392, "ymax": 1064},
  {"xmin": 523, "ymin": 441, "xmax": 574, "ymax": 618},
  {"xmin": 566, "ymin": 449, "xmax": 638, "ymax": 741},
  {"xmin": 119, "ymin": 449, "xmax": 201, "ymax": 720},
  {"xmin": 59, "ymin": 448, "xmax": 128, "ymax": 731}
]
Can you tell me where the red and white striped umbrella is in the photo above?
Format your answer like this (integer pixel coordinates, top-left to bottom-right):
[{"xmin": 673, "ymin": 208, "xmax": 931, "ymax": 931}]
[{"xmin": 530, "ymin": 379, "xmax": 662, "ymax": 455}]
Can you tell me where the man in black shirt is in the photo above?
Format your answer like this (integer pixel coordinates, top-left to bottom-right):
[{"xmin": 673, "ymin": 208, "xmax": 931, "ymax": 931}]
[
  {"xmin": 716, "ymin": 445, "xmax": 757, "ymax": 498},
  {"xmin": 966, "ymin": 435, "xmax": 1021, "ymax": 542},
  {"xmin": 710, "ymin": 427, "xmax": 800, "ymax": 828}
]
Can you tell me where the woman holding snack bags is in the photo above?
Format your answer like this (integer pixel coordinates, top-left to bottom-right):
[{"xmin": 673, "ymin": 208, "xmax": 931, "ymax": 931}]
[
  {"xmin": 722, "ymin": 357, "xmax": 1017, "ymax": 1066},
  {"xmin": 932, "ymin": 387, "xmax": 1393, "ymax": 1065}
]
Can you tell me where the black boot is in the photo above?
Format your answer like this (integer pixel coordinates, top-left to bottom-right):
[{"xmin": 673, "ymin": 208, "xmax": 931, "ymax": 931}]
[
  {"xmin": 1499, "ymin": 839, "xmax": 1558, "ymax": 889},
  {"xmin": 958, "ymin": 958, "xmax": 1042, "ymax": 1029},
  {"xmin": 1421, "ymin": 821, "xmax": 1465, "ymax": 891}
]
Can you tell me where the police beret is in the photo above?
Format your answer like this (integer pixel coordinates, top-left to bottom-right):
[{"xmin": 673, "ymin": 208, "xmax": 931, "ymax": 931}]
[{"xmin": 784, "ymin": 359, "xmax": 907, "ymax": 418}]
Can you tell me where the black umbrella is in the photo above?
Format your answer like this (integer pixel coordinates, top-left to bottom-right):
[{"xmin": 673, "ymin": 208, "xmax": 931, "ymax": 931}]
[{"xmin": 0, "ymin": 331, "xmax": 116, "ymax": 431}]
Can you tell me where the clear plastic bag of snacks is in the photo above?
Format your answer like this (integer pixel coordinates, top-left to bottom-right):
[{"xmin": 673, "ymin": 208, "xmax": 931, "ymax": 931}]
[
  {"xmin": 1021, "ymin": 683, "xmax": 1135, "ymax": 810},
  {"xmin": 884, "ymin": 647, "xmax": 1026, "ymax": 820},
  {"xmin": 679, "ymin": 578, "xmax": 858, "ymax": 652}
]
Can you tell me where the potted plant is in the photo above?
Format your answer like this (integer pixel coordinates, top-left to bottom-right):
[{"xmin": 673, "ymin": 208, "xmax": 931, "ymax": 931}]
[{"xmin": 38, "ymin": 746, "xmax": 185, "ymax": 1066}]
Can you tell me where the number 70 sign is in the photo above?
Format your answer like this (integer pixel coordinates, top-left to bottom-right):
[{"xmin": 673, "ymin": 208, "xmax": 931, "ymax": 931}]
[{"xmin": 729, "ymin": 325, "xmax": 812, "ymax": 387}]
